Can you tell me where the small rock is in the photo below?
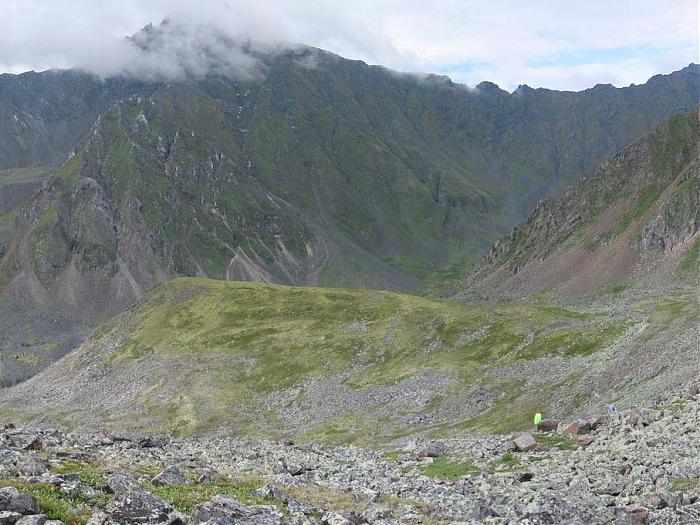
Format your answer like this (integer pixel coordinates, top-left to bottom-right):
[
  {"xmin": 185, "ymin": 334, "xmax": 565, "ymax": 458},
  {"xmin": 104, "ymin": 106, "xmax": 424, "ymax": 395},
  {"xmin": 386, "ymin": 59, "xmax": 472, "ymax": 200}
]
[
  {"xmin": 191, "ymin": 495, "xmax": 283, "ymax": 525},
  {"xmin": 284, "ymin": 462, "xmax": 306, "ymax": 476},
  {"xmin": 0, "ymin": 487, "xmax": 40, "ymax": 514},
  {"xmin": 15, "ymin": 516, "xmax": 48, "ymax": 525},
  {"xmin": 85, "ymin": 511, "xmax": 110, "ymax": 525},
  {"xmin": 587, "ymin": 415, "xmax": 608, "ymax": 430},
  {"xmin": 418, "ymin": 443, "xmax": 446, "ymax": 458},
  {"xmin": 320, "ymin": 511, "xmax": 352, "ymax": 525},
  {"xmin": 110, "ymin": 434, "xmax": 133, "ymax": 443},
  {"xmin": 285, "ymin": 496, "xmax": 314, "ymax": 514},
  {"xmin": 137, "ymin": 436, "xmax": 169, "ymax": 449},
  {"xmin": 625, "ymin": 505, "xmax": 649, "ymax": 524},
  {"xmin": 4, "ymin": 432, "xmax": 42, "ymax": 451},
  {"xmin": 536, "ymin": 419, "xmax": 559, "ymax": 432},
  {"xmin": 618, "ymin": 463, "xmax": 632, "ymax": 475},
  {"xmin": 151, "ymin": 467, "xmax": 188, "ymax": 486},
  {"xmin": 57, "ymin": 480, "xmax": 80, "ymax": 498},
  {"xmin": 562, "ymin": 421, "xmax": 580, "ymax": 437},
  {"xmin": 627, "ymin": 410, "xmax": 639, "ymax": 427},
  {"xmin": 196, "ymin": 473, "xmax": 212, "ymax": 483},
  {"xmin": 250, "ymin": 485, "xmax": 286, "ymax": 501},
  {"xmin": 357, "ymin": 487, "xmax": 380, "ymax": 503},
  {"xmin": 0, "ymin": 511, "xmax": 22, "ymax": 525},
  {"xmin": 595, "ymin": 477, "xmax": 626, "ymax": 496},
  {"xmin": 577, "ymin": 435, "xmax": 595, "ymax": 446},
  {"xmin": 362, "ymin": 507, "xmax": 391, "ymax": 524},
  {"xmin": 639, "ymin": 491, "xmax": 664, "ymax": 510},
  {"xmin": 513, "ymin": 434, "xmax": 537, "ymax": 452},
  {"xmin": 106, "ymin": 473, "xmax": 136, "ymax": 494},
  {"xmin": 16, "ymin": 456, "xmax": 49, "ymax": 477},
  {"xmin": 106, "ymin": 489, "xmax": 173, "ymax": 523}
]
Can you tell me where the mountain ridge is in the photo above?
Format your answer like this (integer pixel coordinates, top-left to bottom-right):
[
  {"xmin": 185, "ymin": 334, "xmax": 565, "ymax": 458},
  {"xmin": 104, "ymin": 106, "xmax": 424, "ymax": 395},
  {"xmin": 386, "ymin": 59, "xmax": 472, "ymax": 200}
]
[
  {"xmin": 467, "ymin": 108, "xmax": 700, "ymax": 300},
  {"xmin": 0, "ymin": 47, "xmax": 698, "ymax": 382}
]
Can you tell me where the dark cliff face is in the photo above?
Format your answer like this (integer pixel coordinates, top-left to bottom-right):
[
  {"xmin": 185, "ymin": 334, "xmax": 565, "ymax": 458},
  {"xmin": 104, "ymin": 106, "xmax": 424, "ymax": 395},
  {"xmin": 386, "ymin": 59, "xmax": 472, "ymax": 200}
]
[
  {"xmin": 468, "ymin": 109, "xmax": 700, "ymax": 299},
  {"xmin": 0, "ymin": 49, "xmax": 698, "ymax": 381},
  {"xmin": 0, "ymin": 70, "xmax": 153, "ymax": 170}
]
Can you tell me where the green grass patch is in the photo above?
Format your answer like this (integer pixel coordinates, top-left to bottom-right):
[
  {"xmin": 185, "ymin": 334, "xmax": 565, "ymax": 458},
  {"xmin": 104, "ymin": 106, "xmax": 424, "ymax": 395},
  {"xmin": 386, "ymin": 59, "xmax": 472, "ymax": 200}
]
[
  {"xmin": 419, "ymin": 455, "xmax": 480, "ymax": 480},
  {"xmin": 516, "ymin": 322, "xmax": 628, "ymax": 359},
  {"xmin": 636, "ymin": 296, "xmax": 699, "ymax": 343},
  {"xmin": 500, "ymin": 452, "xmax": 519, "ymax": 468},
  {"xmin": 671, "ymin": 477, "xmax": 700, "ymax": 492},
  {"xmin": 534, "ymin": 433, "xmax": 577, "ymax": 451},
  {"xmin": 601, "ymin": 283, "xmax": 628, "ymax": 295},
  {"xmin": 148, "ymin": 476, "xmax": 272, "ymax": 513},
  {"xmin": 15, "ymin": 277, "xmax": 637, "ymax": 442},
  {"xmin": 52, "ymin": 461, "xmax": 109, "ymax": 491},
  {"xmin": 0, "ymin": 479, "xmax": 104, "ymax": 525},
  {"xmin": 110, "ymin": 278, "xmax": 616, "ymax": 403},
  {"xmin": 382, "ymin": 451, "xmax": 404, "ymax": 462},
  {"xmin": 677, "ymin": 236, "xmax": 700, "ymax": 277}
]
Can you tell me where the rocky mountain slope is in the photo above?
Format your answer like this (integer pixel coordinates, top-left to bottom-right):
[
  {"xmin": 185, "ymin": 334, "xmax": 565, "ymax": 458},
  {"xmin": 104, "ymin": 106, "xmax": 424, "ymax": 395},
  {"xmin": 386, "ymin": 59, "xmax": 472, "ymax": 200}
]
[
  {"xmin": 0, "ymin": 380, "xmax": 698, "ymax": 524},
  {"xmin": 1, "ymin": 277, "xmax": 696, "ymax": 448},
  {"xmin": 467, "ymin": 109, "xmax": 700, "ymax": 300},
  {"xmin": 3, "ymin": 57, "xmax": 698, "ymax": 295},
  {"xmin": 0, "ymin": 71, "xmax": 149, "ymax": 171},
  {"xmin": 1, "ymin": 29, "xmax": 699, "ymax": 381}
]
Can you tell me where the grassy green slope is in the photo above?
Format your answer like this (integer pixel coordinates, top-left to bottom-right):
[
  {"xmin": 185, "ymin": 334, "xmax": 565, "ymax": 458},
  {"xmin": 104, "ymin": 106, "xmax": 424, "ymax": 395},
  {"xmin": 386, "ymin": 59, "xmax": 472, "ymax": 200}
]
[{"xmin": 8, "ymin": 277, "xmax": 694, "ymax": 446}]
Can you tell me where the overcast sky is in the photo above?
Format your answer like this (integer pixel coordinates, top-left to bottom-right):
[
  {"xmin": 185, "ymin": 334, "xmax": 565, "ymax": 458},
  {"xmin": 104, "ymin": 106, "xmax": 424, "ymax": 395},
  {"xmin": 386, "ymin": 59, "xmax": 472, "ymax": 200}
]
[{"xmin": 2, "ymin": 0, "xmax": 698, "ymax": 90}]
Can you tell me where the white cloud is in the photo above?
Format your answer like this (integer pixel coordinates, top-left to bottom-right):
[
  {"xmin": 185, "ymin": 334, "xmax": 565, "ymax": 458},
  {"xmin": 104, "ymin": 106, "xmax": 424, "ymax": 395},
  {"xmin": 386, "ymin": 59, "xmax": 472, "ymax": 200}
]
[{"xmin": 1, "ymin": 0, "xmax": 697, "ymax": 90}]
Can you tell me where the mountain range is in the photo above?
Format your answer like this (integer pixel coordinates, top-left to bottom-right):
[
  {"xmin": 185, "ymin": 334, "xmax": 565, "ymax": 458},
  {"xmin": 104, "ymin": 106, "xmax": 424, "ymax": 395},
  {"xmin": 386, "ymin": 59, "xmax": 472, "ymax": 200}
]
[
  {"xmin": 1, "ymin": 20, "xmax": 699, "ymax": 525},
  {"xmin": 0, "ymin": 50, "xmax": 696, "ymax": 442},
  {"xmin": 1, "ymin": 40, "xmax": 698, "ymax": 382}
]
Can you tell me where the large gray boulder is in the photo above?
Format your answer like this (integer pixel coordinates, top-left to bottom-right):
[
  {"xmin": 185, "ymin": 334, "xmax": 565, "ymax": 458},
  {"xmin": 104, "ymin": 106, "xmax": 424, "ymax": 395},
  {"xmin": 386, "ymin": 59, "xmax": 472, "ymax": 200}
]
[
  {"xmin": 3, "ymin": 432, "xmax": 42, "ymax": 452},
  {"xmin": 513, "ymin": 434, "xmax": 537, "ymax": 452},
  {"xmin": 191, "ymin": 495, "xmax": 283, "ymax": 525},
  {"xmin": 0, "ymin": 511, "xmax": 22, "ymax": 525},
  {"xmin": 106, "ymin": 490, "xmax": 181, "ymax": 524},
  {"xmin": 0, "ymin": 487, "xmax": 39, "ymax": 515},
  {"xmin": 105, "ymin": 473, "xmax": 137, "ymax": 494},
  {"xmin": 151, "ymin": 467, "xmax": 188, "ymax": 486}
]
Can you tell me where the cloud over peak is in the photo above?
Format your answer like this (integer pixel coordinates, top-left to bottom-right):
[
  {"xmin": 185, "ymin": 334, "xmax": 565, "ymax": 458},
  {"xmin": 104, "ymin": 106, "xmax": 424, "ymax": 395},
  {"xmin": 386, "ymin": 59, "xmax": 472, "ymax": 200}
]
[{"xmin": 1, "ymin": 0, "xmax": 697, "ymax": 90}]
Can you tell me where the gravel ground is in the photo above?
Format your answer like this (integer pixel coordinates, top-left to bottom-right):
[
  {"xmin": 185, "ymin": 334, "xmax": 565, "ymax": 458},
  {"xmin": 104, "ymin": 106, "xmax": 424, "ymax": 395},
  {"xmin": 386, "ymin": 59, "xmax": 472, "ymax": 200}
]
[{"xmin": 0, "ymin": 380, "xmax": 698, "ymax": 524}]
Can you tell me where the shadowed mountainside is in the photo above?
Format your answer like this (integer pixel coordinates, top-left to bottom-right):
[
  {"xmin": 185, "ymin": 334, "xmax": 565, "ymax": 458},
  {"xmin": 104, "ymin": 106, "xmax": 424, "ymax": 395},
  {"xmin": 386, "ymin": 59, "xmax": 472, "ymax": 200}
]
[{"xmin": 467, "ymin": 109, "xmax": 700, "ymax": 300}]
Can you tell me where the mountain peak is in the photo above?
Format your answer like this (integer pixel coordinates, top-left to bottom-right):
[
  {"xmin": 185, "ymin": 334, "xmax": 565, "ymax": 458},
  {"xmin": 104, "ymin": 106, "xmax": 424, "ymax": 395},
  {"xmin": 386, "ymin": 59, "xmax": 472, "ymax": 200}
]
[{"xmin": 475, "ymin": 80, "xmax": 503, "ymax": 93}]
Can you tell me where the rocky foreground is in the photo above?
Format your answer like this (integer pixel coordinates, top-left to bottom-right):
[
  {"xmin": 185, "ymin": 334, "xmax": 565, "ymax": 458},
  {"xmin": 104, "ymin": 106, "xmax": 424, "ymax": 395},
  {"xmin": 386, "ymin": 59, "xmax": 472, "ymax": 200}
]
[{"xmin": 0, "ymin": 381, "xmax": 698, "ymax": 525}]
